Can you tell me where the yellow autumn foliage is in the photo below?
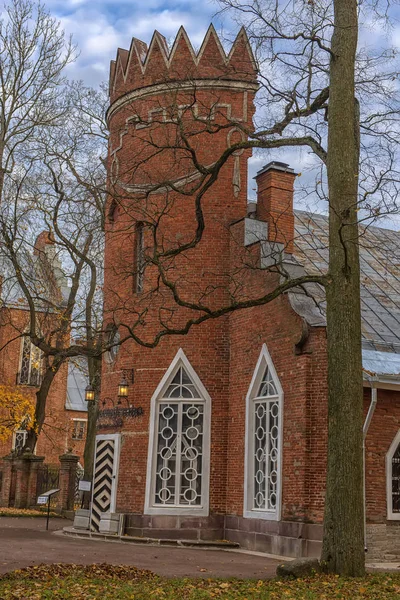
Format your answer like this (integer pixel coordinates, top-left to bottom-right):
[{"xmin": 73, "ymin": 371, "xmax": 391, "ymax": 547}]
[{"xmin": 0, "ymin": 385, "xmax": 35, "ymax": 442}]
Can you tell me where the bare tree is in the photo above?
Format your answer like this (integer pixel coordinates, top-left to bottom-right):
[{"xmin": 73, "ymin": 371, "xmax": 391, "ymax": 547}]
[
  {"xmin": 0, "ymin": 77, "xmax": 108, "ymax": 485},
  {"xmin": 0, "ymin": 0, "xmax": 76, "ymax": 205}
]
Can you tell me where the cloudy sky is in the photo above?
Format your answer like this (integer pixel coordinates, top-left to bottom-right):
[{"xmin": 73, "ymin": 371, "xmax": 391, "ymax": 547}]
[
  {"xmin": 18, "ymin": 1, "xmax": 400, "ymax": 216},
  {"xmin": 48, "ymin": 0, "xmax": 223, "ymax": 86},
  {"xmin": 46, "ymin": 0, "xmax": 301, "ymax": 200}
]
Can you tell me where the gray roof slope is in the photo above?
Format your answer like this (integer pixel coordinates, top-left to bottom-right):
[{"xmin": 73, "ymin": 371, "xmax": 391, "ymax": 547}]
[{"xmin": 293, "ymin": 210, "xmax": 400, "ymax": 353}]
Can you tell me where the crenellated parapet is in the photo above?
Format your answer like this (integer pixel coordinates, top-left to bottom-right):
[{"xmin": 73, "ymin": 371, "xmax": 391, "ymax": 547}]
[
  {"xmin": 107, "ymin": 25, "xmax": 259, "ymax": 204},
  {"xmin": 108, "ymin": 25, "xmax": 258, "ymax": 115}
]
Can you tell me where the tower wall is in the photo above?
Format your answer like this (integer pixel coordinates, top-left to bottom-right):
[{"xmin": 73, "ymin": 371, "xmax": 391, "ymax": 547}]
[{"xmin": 102, "ymin": 26, "xmax": 258, "ymax": 529}]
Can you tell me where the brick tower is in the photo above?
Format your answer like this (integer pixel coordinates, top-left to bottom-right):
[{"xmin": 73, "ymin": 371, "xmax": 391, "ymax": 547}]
[{"xmin": 100, "ymin": 26, "xmax": 258, "ymax": 537}]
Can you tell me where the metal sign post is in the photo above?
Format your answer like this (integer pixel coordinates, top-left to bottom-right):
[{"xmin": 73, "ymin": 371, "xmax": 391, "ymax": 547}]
[{"xmin": 37, "ymin": 488, "xmax": 60, "ymax": 530}]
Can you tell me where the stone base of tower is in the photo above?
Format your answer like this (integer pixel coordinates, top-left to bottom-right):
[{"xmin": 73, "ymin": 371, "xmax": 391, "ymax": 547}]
[
  {"xmin": 224, "ymin": 517, "xmax": 322, "ymax": 558},
  {"xmin": 124, "ymin": 513, "xmax": 323, "ymax": 558}
]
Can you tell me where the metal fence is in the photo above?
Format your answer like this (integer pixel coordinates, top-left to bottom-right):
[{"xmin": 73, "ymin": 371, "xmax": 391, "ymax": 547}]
[{"xmin": 36, "ymin": 464, "xmax": 60, "ymax": 507}]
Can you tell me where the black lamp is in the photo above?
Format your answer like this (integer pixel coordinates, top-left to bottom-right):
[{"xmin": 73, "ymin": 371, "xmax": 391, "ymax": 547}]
[
  {"xmin": 117, "ymin": 375, "xmax": 129, "ymax": 400},
  {"xmin": 85, "ymin": 384, "xmax": 95, "ymax": 403}
]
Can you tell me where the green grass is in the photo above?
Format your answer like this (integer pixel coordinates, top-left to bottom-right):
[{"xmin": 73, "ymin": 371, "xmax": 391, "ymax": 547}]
[{"xmin": 0, "ymin": 564, "xmax": 400, "ymax": 599}]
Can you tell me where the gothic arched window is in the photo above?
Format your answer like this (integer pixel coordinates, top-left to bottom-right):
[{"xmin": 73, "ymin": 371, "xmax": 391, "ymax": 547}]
[
  {"xmin": 145, "ymin": 349, "xmax": 211, "ymax": 516},
  {"xmin": 18, "ymin": 335, "xmax": 43, "ymax": 387},
  {"xmin": 244, "ymin": 344, "xmax": 283, "ymax": 521},
  {"xmin": 386, "ymin": 431, "xmax": 400, "ymax": 520}
]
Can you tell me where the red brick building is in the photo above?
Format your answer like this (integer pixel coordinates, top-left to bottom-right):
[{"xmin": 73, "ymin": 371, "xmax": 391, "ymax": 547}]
[
  {"xmin": 0, "ymin": 233, "xmax": 88, "ymax": 464},
  {"xmin": 96, "ymin": 26, "xmax": 400, "ymax": 559}
]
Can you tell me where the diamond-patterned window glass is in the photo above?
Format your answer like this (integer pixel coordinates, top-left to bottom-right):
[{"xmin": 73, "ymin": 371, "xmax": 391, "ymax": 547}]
[
  {"xmin": 153, "ymin": 366, "xmax": 205, "ymax": 508},
  {"xmin": 18, "ymin": 337, "xmax": 43, "ymax": 386},
  {"xmin": 392, "ymin": 445, "xmax": 400, "ymax": 513},
  {"xmin": 248, "ymin": 353, "xmax": 281, "ymax": 514}
]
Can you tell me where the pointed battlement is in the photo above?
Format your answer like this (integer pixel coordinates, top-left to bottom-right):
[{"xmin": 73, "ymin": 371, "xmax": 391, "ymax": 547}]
[{"xmin": 109, "ymin": 25, "xmax": 258, "ymax": 104}]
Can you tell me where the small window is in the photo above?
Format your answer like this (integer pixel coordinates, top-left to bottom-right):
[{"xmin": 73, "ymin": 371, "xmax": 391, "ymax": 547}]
[
  {"xmin": 12, "ymin": 430, "xmax": 28, "ymax": 454},
  {"xmin": 105, "ymin": 324, "xmax": 120, "ymax": 364},
  {"xmin": 108, "ymin": 199, "xmax": 118, "ymax": 223},
  {"xmin": 387, "ymin": 431, "xmax": 400, "ymax": 520},
  {"xmin": 135, "ymin": 222, "xmax": 145, "ymax": 293},
  {"xmin": 72, "ymin": 420, "xmax": 86, "ymax": 441},
  {"xmin": 18, "ymin": 336, "xmax": 43, "ymax": 386}
]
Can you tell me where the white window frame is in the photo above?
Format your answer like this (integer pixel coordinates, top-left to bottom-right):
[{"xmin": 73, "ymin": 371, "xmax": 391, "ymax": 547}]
[
  {"xmin": 12, "ymin": 429, "xmax": 28, "ymax": 452},
  {"xmin": 71, "ymin": 418, "xmax": 87, "ymax": 441},
  {"xmin": 386, "ymin": 429, "xmax": 400, "ymax": 520},
  {"xmin": 244, "ymin": 343, "xmax": 284, "ymax": 521},
  {"xmin": 145, "ymin": 348, "xmax": 211, "ymax": 516}
]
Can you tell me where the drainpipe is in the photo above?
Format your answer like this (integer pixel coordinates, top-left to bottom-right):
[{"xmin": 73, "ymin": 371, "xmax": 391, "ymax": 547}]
[{"xmin": 363, "ymin": 377, "xmax": 378, "ymax": 552}]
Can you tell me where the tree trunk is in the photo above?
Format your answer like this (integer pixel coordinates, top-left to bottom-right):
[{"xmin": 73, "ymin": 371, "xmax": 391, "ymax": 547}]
[
  {"xmin": 82, "ymin": 355, "xmax": 101, "ymax": 507},
  {"xmin": 24, "ymin": 364, "xmax": 60, "ymax": 453},
  {"xmin": 321, "ymin": 0, "xmax": 364, "ymax": 576}
]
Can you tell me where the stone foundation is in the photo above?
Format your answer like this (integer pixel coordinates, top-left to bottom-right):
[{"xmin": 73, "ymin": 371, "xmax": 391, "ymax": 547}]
[
  {"xmin": 124, "ymin": 514, "xmax": 225, "ymax": 542},
  {"xmin": 124, "ymin": 513, "xmax": 323, "ymax": 557},
  {"xmin": 225, "ymin": 516, "xmax": 322, "ymax": 558},
  {"xmin": 367, "ymin": 522, "xmax": 400, "ymax": 561}
]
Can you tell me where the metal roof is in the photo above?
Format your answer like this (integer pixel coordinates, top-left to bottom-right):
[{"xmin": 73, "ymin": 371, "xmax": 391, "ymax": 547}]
[
  {"xmin": 293, "ymin": 210, "xmax": 400, "ymax": 354},
  {"xmin": 362, "ymin": 349, "xmax": 400, "ymax": 377}
]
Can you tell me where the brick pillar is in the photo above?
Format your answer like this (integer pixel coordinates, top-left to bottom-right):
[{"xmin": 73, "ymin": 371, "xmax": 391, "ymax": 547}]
[
  {"xmin": 58, "ymin": 453, "xmax": 79, "ymax": 512},
  {"xmin": 13, "ymin": 452, "xmax": 45, "ymax": 508},
  {"xmin": 26, "ymin": 456, "xmax": 45, "ymax": 507},
  {"xmin": 14, "ymin": 455, "xmax": 30, "ymax": 508},
  {"xmin": 0, "ymin": 455, "xmax": 14, "ymax": 507}
]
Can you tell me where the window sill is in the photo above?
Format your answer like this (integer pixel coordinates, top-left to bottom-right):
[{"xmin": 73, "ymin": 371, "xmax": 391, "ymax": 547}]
[
  {"xmin": 243, "ymin": 509, "xmax": 279, "ymax": 521},
  {"xmin": 144, "ymin": 505, "xmax": 209, "ymax": 517}
]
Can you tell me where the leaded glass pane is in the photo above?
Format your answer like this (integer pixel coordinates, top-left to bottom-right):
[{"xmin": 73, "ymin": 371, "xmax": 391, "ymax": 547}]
[
  {"xmin": 253, "ymin": 399, "xmax": 279, "ymax": 510},
  {"xmin": 392, "ymin": 445, "xmax": 400, "ymax": 513},
  {"xmin": 165, "ymin": 367, "xmax": 199, "ymax": 399},
  {"xmin": 155, "ymin": 403, "xmax": 178, "ymax": 505},
  {"xmin": 257, "ymin": 366, "xmax": 277, "ymax": 397},
  {"xmin": 179, "ymin": 403, "xmax": 203, "ymax": 506},
  {"xmin": 19, "ymin": 337, "xmax": 32, "ymax": 384},
  {"xmin": 29, "ymin": 344, "xmax": 42, "ymax": 386}
]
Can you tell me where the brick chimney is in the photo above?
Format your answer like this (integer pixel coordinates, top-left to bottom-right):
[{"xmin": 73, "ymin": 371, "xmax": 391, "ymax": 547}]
[{"xmin": 254, "ymin": 161, "xmax": 296, "ymax": 254}]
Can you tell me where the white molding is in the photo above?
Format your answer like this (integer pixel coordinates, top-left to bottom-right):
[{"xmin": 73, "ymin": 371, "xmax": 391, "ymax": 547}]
[
  {"xmin": 243, "ymin": 343, "xmax": 283, "ymax": 521},
  {"xmin": 107, "ymin": 79, "xmax": 259, "ymax": 122},
  {"xmin": 386, "ymin": 430, "xmax": 400, "ymax": 520},
  {"xmin": 144, "ymin": 348, "xmax": 211, "ymax": 517}
]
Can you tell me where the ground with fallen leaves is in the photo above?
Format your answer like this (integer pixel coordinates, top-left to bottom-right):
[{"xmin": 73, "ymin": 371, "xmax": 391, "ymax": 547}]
[
  {"xmin": 0, "ymin": 564, "xmax": 400, "ymax": 599},
  {"xmin": 0, "ymin": 507, "xmax": 60, "ymax": 517}
]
